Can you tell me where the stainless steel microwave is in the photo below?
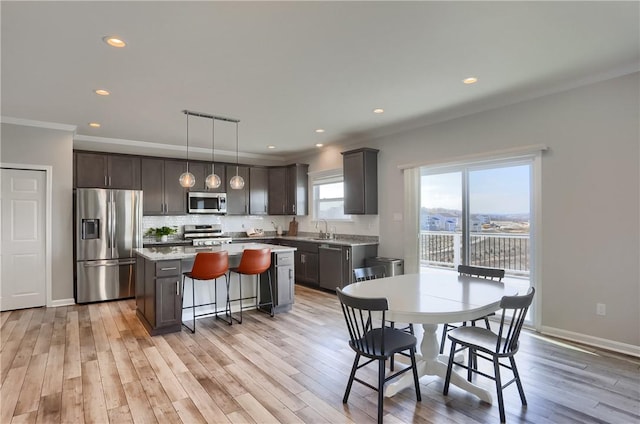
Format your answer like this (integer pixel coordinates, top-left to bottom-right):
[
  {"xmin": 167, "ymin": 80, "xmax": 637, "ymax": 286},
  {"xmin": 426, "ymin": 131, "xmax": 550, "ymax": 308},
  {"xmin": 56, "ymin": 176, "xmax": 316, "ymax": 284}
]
[{"xmin": 187, "ymin": 192, "xmax": 227, "ymax": 214}]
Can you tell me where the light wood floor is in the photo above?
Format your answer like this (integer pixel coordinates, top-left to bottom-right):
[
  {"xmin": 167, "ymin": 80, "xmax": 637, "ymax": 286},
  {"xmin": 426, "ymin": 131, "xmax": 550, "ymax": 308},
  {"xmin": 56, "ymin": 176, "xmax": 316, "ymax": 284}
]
[{"xmin": 1, "ymin": 285, "xmax": 639, "ymax": 423}]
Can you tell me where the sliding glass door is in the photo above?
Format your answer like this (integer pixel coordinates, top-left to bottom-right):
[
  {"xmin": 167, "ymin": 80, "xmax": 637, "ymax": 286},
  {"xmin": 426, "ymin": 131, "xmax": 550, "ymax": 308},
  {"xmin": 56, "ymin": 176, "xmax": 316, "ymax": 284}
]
[{"xmin": 420, "ymin": 158, "xmax": 534, "ymax": 322}]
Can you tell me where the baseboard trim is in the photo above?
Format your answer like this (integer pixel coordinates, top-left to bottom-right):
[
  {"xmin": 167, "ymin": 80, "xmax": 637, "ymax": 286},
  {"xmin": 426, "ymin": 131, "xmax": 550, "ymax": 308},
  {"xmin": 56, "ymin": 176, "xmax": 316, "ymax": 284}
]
[
  {"xmin": 50, "ymin": 298, "xmax": 76, "ymax": 308},
  {"xmin": 540, "ymin": 326, "xmax": 640, "ymax": 358}
]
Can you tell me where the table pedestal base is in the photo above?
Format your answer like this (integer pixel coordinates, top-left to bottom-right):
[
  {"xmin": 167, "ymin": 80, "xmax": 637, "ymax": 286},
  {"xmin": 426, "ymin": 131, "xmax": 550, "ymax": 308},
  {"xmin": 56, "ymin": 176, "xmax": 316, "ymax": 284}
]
[{"xmin": 384, "ymin": 323, "xmax": 493, "ymax": 404}]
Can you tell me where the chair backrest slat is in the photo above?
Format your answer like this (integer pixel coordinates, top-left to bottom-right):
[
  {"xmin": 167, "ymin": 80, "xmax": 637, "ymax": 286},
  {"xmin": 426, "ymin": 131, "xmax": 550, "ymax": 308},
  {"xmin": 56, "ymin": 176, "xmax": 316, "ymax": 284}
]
[
  {"xmin": 353, "ymin": 265, "xmax": 386, "ymax": 282},
  {"xmin": 458, "ymin": 264, "xmax": 505, "ymax": 281},
  {"xmin": 336, "ymin": 288, "xmax": 388, "ymax": 356},
  {"xmin": 495, "ymin": 287, "xmax": 535, "ymax": 354}
]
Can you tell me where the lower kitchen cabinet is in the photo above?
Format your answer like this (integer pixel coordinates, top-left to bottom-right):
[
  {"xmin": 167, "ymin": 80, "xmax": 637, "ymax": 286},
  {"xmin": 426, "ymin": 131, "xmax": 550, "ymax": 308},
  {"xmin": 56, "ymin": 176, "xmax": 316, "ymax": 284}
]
[
  {"xmin": 260, "ymin": 250, "xmax": 295, "ymax": 313},
  {"xmin": 279, "ymin": 240, "xmax": 319, "ymax": 286},
  {"xmin": 136, "ymin": 256, "xmax": 183, "ymax": 335}
]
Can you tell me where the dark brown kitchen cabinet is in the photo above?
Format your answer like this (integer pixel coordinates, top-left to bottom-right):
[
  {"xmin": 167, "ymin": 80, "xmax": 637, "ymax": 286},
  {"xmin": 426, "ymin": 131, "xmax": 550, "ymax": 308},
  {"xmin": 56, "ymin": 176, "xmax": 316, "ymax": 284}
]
[
  {"xmin": 75, "ymin": 151, "xmax": 140, "ymax": 189},
  {"xmin": 342, "ymin": 148, "xmax": 378, "ymax": 214},
  {"xmin": 189, "ymin": 161, "xmax": 226, "ymax": 193},
  {"xmin": 249, "ymin": 167, "xmax": 269, "ymax": 215},
  {"xmin": 268, "ymin": 164, "xmax": 308, "ymax": 215},
  {"xmin": 136, "ymin": 256, "xmax": 182, "ymax": 335},
  {"xmin": 279, "ymin": 240, "xmax": 319, "ymax": 286},
  {"xmin": 141, "ymin": 158, "xmax": 187, "ymax": 215},
  {"xmin": 226, "ymin": 165, "xmax": 250, "ymax": 215}
]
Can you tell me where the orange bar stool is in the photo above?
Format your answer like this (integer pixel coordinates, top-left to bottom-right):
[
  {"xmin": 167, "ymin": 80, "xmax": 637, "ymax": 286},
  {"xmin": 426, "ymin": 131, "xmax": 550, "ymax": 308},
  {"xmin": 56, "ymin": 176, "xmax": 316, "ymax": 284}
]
[
  {"xmin": 228, "ymin": 248, "xmax": 273, "ymax": 323},
  {"xmin": 182, "ymin": 251, "xmax": 230, "ymax": 332}
]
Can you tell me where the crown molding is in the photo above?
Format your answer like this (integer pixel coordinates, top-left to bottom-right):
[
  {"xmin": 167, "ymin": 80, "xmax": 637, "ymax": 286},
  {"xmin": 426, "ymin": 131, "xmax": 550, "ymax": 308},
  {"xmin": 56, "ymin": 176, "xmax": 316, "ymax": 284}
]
[
  {"xmin": 74, "ymin": 134, "xmax": 287, "ymax": 163},
  {"xmin": 1, "ymin": 116, "xmax": 77, "ymax": 132}
]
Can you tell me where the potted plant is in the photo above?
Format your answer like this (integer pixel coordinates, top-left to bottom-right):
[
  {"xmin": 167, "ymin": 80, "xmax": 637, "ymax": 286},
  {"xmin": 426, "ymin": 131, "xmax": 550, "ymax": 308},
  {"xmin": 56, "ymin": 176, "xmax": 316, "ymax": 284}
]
[{"xmin": 145, "ymin": 226, "xmax": 178, "ymax": 242}]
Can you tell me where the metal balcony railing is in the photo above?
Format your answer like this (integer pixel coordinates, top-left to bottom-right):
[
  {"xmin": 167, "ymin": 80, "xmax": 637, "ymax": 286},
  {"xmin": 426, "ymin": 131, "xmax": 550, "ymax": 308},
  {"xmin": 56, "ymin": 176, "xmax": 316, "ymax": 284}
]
[{"xmin": 419, "ymin": 231, "xmax": 530, "ymax": 276}]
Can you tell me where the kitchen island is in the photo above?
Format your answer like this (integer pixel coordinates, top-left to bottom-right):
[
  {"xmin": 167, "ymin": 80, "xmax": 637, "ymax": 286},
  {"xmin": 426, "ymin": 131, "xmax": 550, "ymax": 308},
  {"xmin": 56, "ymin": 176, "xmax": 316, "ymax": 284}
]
[{"xmin": 134, "ymin": 243, "xmax": 296, "ymax": 335}]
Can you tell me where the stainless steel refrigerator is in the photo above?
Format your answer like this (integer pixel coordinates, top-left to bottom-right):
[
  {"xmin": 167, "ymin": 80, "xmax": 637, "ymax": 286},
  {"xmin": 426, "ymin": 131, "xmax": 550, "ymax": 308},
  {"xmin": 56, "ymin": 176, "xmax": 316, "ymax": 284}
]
[{"xmin": 75, "ymin": 188, "xmax": 142, "ymax": 303}]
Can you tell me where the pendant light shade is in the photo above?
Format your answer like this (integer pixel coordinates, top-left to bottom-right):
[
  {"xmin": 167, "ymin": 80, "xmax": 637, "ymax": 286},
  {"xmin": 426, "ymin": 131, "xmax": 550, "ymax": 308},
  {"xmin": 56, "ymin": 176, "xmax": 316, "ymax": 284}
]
[
  {"xmin": 230, "ymin": 173, "xmax": 244, "ymax": 190},
  {"xmin": 205, "ymin": 118, "xmax": 221, "ymax": 189},
  {"xmin": 230, "ymin": 121, "xmax": 245, "ymax": 190},
  {"xmin": 179, "ymin": 112, "xmax": 195, "ymax": 188},
  {"xmin": 206, "ymin": 173, "xmax": 221, "ymax": 189}
]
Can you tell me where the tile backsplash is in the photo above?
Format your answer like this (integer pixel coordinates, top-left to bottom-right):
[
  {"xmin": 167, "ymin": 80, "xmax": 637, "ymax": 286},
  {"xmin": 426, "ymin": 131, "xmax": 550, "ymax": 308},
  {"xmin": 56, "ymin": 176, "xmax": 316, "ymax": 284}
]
[{"xmin": 143, "ymin": 214, "xmax": 379, "ymax": 237}]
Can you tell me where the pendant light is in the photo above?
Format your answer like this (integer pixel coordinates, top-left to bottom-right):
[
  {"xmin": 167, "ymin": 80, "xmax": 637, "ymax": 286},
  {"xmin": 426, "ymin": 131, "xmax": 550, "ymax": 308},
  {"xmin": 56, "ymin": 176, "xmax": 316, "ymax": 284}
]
[
  {"xmin": 229, "ymin": 120, "xmax": 245, "ymax": 189},
  {"xmin": 205, "ymin": 118, "xmax": 221, "ymax": 189},
  {"xmin": 179, "ymin": 112, "xmax": 195, "ymax": 188}
]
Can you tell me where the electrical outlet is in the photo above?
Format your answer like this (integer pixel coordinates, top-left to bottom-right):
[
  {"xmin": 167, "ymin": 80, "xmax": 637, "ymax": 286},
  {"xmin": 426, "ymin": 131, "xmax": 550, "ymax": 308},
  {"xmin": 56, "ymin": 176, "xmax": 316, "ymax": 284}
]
[{"xmin": 596, "ymin": 303, "xmax": 606, "ymax": 316}]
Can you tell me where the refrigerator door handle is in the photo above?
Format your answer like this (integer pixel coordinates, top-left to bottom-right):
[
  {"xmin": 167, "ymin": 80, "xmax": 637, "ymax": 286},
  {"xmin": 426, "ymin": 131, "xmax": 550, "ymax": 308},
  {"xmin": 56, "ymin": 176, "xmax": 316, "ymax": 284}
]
[
  {"xmin": 82, "ymin": 260, "xmax": 120, "ymax": 267},
  {"xmin": 110, "ymin": 197, "xmax": 117, "ymax": 258}
]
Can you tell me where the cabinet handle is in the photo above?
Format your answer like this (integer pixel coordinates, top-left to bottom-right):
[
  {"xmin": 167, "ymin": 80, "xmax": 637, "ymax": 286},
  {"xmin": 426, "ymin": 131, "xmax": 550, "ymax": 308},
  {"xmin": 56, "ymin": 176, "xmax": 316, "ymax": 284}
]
[
  {"xmin": 176, "ymin": 280, "xmax": 180, "ymax": 295},
  {"xmin": 292, "ymin": 204, "xmax": 296, "ymax": 214},
  {"xmin": 346, "ymin": 250, "xmax": 349, "ymax": 261},
  {"xmin": 109, "ymin": 176, "xmax": 112, "ymax": 186},
  {"xmin": 282, "ymin": 205, "xmax": 285, "ymax": 214},
  {"xmin": 161, "ymin": 267, "xmax": 177, "ymax": 271},
  {"xmin": 104, "ymin": 175, "xmax": 108, "ymax": 186},
  {"xmin": 289, "ymin": 268, "xmax": 293, "ymax": 280}
]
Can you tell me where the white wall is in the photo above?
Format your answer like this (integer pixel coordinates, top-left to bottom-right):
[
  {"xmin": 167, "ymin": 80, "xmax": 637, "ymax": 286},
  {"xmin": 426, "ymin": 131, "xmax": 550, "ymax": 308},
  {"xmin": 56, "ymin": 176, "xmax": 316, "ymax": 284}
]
[
  {"xmin": 1, "ymin": 123, "xmax": 75, "ymax": 302},
  {"xmin": 299, "ymin": 73, "xmax": 640, "ymax": 348}
]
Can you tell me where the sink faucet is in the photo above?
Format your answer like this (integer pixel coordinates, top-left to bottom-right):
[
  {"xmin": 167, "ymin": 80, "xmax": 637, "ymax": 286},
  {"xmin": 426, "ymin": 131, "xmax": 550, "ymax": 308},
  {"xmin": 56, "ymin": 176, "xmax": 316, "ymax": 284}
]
[{"xmin": 316, "ymin": 219, "xmax": 329, "ymax": 239}]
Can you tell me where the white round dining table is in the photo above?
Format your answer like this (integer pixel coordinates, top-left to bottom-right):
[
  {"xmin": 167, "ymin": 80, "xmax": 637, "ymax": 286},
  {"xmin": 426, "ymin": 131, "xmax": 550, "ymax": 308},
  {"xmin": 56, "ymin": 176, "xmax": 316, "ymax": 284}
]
[{"xmin": 341, "ymin": 271, "xmax": 518, "ymax": 403}]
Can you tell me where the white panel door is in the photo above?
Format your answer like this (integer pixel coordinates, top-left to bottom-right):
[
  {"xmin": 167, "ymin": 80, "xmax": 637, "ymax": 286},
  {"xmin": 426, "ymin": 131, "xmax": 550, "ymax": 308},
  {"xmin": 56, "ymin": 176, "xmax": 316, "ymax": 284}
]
[{"xmin": 1, "ymin": 168, "xmax": 46, "ymax": 311}]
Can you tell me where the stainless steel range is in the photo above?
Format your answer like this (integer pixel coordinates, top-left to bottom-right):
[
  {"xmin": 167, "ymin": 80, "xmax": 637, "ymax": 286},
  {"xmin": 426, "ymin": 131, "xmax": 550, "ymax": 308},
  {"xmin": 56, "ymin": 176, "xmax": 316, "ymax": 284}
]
[{"xmin": 184, "ymin": 224, "xmax": 232, "ymax": 246}]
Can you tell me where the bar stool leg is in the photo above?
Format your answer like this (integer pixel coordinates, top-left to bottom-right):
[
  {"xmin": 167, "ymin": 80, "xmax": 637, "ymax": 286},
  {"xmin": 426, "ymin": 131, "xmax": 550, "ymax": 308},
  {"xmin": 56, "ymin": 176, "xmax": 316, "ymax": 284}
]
[
  {"xmin": 267, "ymin": 270, "xmax": 274, "ymax": 317},
  {"xmin": 230, "ymin": 273, "xmax": 243, "ymax": 324},
  {"xmin": 225, "ymin": 273, "xmax": 233, "ymax": 325},
  {"xmin": 191, "ymin": 277, "xmax": 196, "ymax": 332},
  {"xmin": 256, "ymin": 269, "xmax": 274, "ymax": 317},
  {"xmin": 217, "ymin": 274, "xmax": 232, "ymax": 325},
  {"xmin": 181, "ymin": 274, "xmax": 196, "ymax": 333}
]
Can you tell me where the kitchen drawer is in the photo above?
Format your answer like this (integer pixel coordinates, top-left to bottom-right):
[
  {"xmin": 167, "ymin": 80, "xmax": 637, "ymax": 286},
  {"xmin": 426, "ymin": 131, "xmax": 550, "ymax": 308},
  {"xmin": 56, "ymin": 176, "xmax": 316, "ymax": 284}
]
[
  {"xmin": 275, "ymin": 252, "xmax": 294, "ymax": 266},
  {"xmin": 155, "ymin": 260, "xmax": 181, "ymax": 277}
]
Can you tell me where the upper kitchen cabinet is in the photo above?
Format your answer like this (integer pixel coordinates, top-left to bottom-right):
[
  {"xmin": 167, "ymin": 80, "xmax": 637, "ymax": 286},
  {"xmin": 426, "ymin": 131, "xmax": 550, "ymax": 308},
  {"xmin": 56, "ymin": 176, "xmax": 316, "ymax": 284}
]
[
  {"xmin": 342, "ymin": 148, "xmax": 378, "ymax": 214},
  {"xmin": 189, "ymin": 161, "xmax": 226, "ymax": 193},
  {"xmin": 75, "ymin": 151, "xmax": 141, "ymax": 189},
  {"xmin": 249, "ymin": 167, "xmax": 269, "ymax": 215},
  {"xmin": 226, "ymin": 165, "xmax": 250, "ymax": 215},
  {"xmin": 141, "ymin": 158, "xmax": 187, "ymax": 215},
  {"xmin": 268, "ymin": 164, "xmax": 308, "ymax": 215}
]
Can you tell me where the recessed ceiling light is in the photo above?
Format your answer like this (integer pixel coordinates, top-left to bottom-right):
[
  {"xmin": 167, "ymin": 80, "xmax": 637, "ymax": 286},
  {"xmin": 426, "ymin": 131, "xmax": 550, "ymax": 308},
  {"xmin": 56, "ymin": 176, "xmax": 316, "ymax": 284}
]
[
  {"xmin": 103, "ymin": 36, "xmax": 126, "ymax": 48},
  {"xmin": 373, "ymin": 108, "xmax": 384, "ymax": 114},
  {"xmin": 315, "ymin": 143, "xmax": 324, "ymax": 148},
  {"xmin": 315, "ymin": 128, "xmax": 325, "ymax": 133},
  {"xmin": 267, "ymin": 145, "xmax": 276, "ymax": 149},
  {"xmin": 89, "ymin": 122, "xmax": 101, "ymax": 128},
  {"xmin": 94, "ymin": 89, "xmax": 110, "ymax": 96},
  {"xmin": 463, "ymin": 77, "xmax": 478, "ymax": 84}
]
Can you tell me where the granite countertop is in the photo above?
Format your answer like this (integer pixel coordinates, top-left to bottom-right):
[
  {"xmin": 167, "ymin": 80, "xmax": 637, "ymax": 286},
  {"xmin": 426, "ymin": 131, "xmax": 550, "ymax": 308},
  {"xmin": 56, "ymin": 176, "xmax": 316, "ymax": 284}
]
[
  {"xmin": 275, "ymin": 236, "xmax": 378, "ymax": 247},
  {"xmin": 142, "ymin": 234, "xmax": 378, "ymax": 248},
  {"xmin": 134, "ymin": 242, "xmax": 296, "ymax": 261},
  {"xmin": 142, "ymin": 238, "xmax": 192, "ymax": 246},
  {"xmin": 231, "ymin": 234, "xmax": 379, "ymax": 247}
]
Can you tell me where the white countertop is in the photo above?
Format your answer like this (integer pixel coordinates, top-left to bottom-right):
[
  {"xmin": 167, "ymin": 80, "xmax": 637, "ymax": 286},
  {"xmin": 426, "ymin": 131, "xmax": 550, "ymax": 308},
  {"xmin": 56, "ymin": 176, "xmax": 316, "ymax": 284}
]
[{"xmin": 134, "ymin": 242, "xmax": 296, "ymax": 261}]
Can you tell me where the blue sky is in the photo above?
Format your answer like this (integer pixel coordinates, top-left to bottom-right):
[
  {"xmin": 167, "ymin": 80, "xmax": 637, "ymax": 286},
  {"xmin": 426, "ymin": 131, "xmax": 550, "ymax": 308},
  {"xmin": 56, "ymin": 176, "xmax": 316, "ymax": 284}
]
[{"xmin": 421, "ymin": 164, "xmax": 530, "ymax": 215}]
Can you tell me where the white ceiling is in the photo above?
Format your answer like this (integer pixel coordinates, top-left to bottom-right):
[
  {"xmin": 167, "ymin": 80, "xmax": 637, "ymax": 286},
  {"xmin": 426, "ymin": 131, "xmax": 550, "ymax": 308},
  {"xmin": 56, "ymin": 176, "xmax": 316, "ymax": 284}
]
[{"xmin": 2, "ymin": 1, "xmax": 639, "ymax": 163}]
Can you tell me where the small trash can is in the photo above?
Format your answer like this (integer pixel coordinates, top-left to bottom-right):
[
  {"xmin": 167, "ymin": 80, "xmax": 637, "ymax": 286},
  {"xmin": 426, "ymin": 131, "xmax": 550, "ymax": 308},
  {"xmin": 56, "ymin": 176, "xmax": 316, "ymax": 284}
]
[{"xmin": 365, "ymin": 257, "xmax": 404, "ymax": 277}]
